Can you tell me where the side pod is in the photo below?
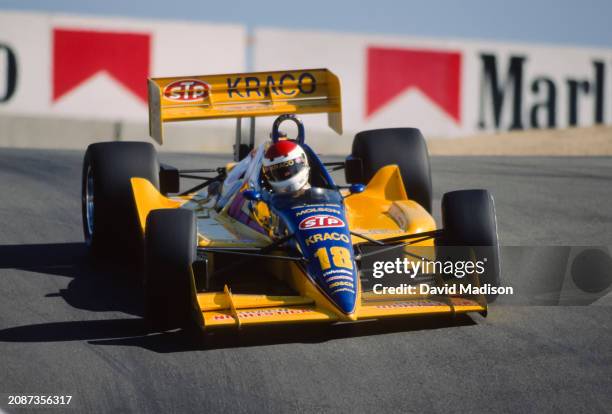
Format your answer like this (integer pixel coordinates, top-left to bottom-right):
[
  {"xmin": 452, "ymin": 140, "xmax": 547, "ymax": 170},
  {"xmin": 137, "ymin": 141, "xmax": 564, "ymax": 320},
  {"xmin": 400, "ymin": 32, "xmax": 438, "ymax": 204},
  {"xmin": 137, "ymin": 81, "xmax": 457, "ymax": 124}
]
[{"xmin": 131, "ymin": 177, "xmax": 183, "ymax": 234}]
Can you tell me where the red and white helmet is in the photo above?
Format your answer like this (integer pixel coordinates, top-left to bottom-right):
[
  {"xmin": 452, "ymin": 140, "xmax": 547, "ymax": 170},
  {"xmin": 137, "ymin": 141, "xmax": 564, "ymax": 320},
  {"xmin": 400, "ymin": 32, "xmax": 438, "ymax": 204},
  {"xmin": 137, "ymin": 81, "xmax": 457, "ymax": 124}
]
[{"xmin": 263, "ymin": 140, "xmax": 310, "ymax": 193}]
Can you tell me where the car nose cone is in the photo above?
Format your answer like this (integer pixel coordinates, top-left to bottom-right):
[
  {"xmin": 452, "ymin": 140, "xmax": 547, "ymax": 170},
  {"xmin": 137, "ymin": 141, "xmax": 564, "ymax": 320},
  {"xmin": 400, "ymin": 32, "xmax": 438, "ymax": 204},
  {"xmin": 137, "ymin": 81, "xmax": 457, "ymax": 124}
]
[{"xmin": 330, "ymin": 288, "xmax": 356, "ymax": 314}]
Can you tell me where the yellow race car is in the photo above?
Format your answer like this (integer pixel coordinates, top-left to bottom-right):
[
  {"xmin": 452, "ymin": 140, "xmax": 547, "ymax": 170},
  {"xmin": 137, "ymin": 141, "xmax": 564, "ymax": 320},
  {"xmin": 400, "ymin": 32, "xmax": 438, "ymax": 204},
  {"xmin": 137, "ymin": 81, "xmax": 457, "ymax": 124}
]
[{"xmin": 81, "ymin": 69, "xmax": 500, "ymax": 332}]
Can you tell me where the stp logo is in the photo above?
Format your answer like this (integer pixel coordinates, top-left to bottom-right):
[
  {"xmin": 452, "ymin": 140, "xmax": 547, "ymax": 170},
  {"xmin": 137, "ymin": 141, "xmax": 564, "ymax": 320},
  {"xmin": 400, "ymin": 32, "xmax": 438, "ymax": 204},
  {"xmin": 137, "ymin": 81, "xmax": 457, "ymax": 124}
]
[
  {"xmin": 163, "ymin": 79, "xmax": 210, "ymax": 102},
  {"xmin": 299, "ymin": 215, "xmax": 345, "ymax": 230}
]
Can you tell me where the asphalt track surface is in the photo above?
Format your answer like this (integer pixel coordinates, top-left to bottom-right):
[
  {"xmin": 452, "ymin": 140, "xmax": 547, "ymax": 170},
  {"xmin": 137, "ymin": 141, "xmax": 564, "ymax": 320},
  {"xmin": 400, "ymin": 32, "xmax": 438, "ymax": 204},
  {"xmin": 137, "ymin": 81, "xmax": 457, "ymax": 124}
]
[{"xmin": 0, "ymin": 149, "xmax": 611, "ymax": 413}]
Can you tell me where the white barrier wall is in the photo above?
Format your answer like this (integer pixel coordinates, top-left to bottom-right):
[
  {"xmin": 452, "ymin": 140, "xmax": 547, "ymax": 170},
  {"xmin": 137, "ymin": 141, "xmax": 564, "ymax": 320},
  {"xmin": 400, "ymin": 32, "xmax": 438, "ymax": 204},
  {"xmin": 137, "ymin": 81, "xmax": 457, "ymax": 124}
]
[
  {"xmin": 2, "ymin": 11, "xmax": 612, "ymax": 148},
  {"xmin": 0, "ymin": 11, "xmax": 245, "ymax": 122},
  {"xmin": 255, "ymin": 28, "xmax": 612, "ymax": 138}
]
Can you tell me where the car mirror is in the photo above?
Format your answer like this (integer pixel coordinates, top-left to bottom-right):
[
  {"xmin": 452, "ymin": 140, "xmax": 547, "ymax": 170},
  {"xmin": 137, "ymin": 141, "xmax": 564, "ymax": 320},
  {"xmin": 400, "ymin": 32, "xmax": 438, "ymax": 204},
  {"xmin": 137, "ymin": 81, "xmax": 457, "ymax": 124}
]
[
  {"xmin": 243, "ymin": 189, "xmax": 262, "ymax": 201},
  {"xmin": 344, "ymin": 156, "xmax": 364, "ymax": 184},
  {"xmin": 349, "ymin": 183, "xmax": 365, "ymax": 194},
  {"xmin": 159, "ymin": 163, "xmax": 180, "ymax": 195}
]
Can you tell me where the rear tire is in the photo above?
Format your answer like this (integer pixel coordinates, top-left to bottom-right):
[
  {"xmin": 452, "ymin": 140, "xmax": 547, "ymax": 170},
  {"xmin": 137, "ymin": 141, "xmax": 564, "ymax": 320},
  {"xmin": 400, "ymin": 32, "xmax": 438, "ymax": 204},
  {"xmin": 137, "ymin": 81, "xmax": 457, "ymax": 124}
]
[
  {"xmin": 349, "ymin": 128, "xmax": 432, "ymax": 212},
  {"xmin": 440, "ymin": 189, "xmax": 501, "ymax": 302},
  {"xmin": 81, "ymin": 141, "xmax": 159, "ymax": 262},
  {"xmin": 144, "ymin": 209, "xmax": 197, "ymax": 331}
]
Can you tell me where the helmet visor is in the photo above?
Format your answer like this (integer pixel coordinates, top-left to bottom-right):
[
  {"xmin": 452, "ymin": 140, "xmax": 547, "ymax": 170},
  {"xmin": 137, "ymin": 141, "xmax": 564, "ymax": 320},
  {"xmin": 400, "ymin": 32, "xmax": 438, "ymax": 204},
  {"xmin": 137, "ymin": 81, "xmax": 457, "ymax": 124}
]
[{"xmin": 263, "ymin": 155, "xmax": 307, "ymax": 183}]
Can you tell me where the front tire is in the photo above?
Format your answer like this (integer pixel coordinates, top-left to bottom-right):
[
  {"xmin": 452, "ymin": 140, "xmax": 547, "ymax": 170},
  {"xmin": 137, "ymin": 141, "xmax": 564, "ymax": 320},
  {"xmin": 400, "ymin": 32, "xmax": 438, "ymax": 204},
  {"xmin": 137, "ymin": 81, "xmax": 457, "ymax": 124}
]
[
  {"xmin": 349, "ymin": 128, "xmax": 432, "ymax": 212},
  {"xmin": 440, "ymin": 189, "xmax": 501, "ymax": 302},
  {"xmin": 144, "ymin": 209, "xmax": 197, "ymax": 331},
  {"xmin": 81, "ymin": 141, "xmax": 160, "ymax": 261}
]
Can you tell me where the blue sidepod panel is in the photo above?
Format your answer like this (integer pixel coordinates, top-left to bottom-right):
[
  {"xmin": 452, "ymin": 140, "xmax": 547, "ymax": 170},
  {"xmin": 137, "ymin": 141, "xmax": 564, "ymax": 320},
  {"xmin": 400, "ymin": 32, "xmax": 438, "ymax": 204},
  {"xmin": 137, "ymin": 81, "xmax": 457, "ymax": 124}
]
[{"xmin": 272, "ymin": 188, "xmax": 358, "ymax": 314}]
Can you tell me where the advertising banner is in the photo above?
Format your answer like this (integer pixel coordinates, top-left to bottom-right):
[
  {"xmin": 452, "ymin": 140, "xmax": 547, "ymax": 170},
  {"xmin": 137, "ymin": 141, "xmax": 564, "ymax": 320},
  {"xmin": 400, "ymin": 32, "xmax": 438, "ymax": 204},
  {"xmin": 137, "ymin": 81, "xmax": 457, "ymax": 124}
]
[
  {"xmin": 3, "ymin": 13, "xmax": 612, "ymax": 143},
  {"xmin": 255, "ymin": 28, "xmax": 612, "ymax": 138},
  {"xmin": 0, "ymin": 11, "xmax": 245, "ymax": 121}
]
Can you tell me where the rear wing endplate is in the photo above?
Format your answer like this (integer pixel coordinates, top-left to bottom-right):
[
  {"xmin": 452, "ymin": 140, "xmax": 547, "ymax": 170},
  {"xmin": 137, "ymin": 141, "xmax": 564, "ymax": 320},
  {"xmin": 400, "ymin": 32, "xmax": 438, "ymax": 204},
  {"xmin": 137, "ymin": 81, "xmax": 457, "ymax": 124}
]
[{"xmin": 147, "ymin": 68, "xmax": 342, "ymax": 144}]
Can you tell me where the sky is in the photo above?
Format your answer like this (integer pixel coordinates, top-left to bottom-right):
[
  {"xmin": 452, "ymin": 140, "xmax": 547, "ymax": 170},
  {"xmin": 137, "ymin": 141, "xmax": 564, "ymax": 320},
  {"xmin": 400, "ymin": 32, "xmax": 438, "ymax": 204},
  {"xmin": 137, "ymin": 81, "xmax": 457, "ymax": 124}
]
[{"xmin": 1, "ymin": 0, "xmax": 612, "ymax": 48}]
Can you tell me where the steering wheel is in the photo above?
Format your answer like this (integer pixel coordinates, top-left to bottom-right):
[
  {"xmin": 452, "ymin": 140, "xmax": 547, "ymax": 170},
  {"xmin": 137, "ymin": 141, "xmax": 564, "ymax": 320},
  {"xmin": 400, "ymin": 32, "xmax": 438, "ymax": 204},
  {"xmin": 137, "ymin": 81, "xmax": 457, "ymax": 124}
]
[{"xmin": 271, "ymin": 114, "xmax": 305, "ymax": 145}]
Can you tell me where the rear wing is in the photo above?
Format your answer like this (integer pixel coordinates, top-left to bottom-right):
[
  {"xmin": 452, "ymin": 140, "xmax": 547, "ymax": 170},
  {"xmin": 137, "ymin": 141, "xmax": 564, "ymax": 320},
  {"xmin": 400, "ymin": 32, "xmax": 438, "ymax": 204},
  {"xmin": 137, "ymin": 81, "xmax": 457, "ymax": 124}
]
[{"xmin": 147, "ymin": 68, "xmax": 342, "ymax": 144}]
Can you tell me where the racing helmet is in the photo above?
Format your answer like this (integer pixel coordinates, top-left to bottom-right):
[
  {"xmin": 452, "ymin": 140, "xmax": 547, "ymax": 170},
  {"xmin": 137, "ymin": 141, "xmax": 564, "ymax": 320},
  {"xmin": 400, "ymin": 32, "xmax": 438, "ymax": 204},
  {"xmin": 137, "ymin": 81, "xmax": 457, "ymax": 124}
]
[{"xmin": 262, "ymin": 140, "xmax": 310, "ymax": 193}]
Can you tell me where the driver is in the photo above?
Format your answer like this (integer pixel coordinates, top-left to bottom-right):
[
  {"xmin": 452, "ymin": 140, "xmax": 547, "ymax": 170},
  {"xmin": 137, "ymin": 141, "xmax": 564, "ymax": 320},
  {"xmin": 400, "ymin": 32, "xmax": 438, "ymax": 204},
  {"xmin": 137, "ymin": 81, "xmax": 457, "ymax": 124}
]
[{"xmin": 262, "ymin": 139, "xmax": 310, "ymax": 194}]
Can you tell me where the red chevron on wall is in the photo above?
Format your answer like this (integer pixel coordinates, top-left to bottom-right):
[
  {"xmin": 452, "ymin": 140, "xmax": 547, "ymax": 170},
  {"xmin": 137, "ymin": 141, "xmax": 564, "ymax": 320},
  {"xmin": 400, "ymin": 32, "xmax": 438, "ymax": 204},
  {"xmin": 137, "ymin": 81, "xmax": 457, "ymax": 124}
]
[
  {"xmin": 53, "ymin": 28, "xmax": 150, "ymax": 103},
  {"xmin": 366, "ymin": 46, "xmax": 461, "ymax": 123}
]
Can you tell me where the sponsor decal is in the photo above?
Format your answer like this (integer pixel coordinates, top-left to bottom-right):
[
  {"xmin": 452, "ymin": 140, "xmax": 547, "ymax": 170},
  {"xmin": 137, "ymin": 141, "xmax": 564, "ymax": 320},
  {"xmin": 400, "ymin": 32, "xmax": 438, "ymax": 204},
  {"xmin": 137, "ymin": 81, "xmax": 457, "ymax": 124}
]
[
  {"xmin": 305, "ymin": 232, "xmax": 350, "ymax": 246},
  {"xmin": 375, "ymin": 300, "xmax": 445, "ymax": 309},
  {"xmin": 326, "ymin": 275, "xmax": 354, "ymax": 282},
  {"xmin": 226, "ymin": 71, "xmax": 316, "ymax": 98},
  {"xmin": 366, "ymin": 46, "xmax": 461, "ymax": 122},
  {"xmin": 299, "ymin": 214, "xmax": 345, "ymax": 230},
  {"xmin": 322, "ymin": 268, "xmax": 354, "ymax": 278},
  {"xmin": 212, "ymin": 308, "xmax": 314, "ymax": 320},
  {"xmin": 295, "ymin": 206, "xmax": 342, "ymax": 217},
  {"xmin": 163, "ymin": 79, "xmax": 210, "ymax": 102},
  {"xmin": 52, "ymin": 28, "xmax": 150, "ymax": 103},
  {"xmin": 328, "ymin": 281, "xmax": 354, "ymax": 289},
  {"xmin": 265, "ymin": 157, "xmax": 305, "ymax": 171}
]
